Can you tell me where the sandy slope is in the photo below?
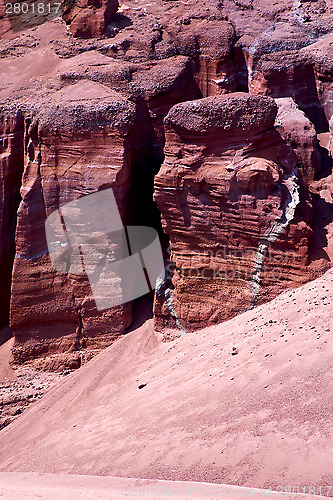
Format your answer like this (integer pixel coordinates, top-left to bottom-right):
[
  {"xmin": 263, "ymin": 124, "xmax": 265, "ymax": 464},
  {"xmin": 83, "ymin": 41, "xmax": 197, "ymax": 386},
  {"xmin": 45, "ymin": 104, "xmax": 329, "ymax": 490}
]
[
  {"xmin": 0, "ymin": 270, "xmax": 332, "ymax": 494},
  {"xmin": 0, "ymin": 338, "xmax": 15, "ymax": 383}
]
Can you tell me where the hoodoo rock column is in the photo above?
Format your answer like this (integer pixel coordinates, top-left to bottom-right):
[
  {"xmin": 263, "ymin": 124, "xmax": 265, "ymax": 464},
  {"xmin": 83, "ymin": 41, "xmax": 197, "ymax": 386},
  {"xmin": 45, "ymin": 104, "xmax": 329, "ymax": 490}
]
[{"xmin": 154, "ymin": 94, "xmax": 313, "ymax": 333}]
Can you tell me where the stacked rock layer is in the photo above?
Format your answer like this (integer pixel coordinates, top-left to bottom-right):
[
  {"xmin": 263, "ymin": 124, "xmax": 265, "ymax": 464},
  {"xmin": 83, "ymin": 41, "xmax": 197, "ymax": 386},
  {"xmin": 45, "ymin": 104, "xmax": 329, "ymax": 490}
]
[
  {"xmin": 1, "ymin": 0, "xmax": 333, "ymax": 366},
  {"xmin": 154, "ymin": 94, "xmax": 314, "ymax": 332}
]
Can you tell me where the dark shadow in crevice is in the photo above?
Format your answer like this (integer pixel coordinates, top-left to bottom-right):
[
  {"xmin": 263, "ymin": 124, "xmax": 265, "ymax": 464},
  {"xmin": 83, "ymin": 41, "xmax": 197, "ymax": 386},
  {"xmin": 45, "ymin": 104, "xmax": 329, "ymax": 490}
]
[
  {"xmin": 125, "ymin": 293, "xmax": 155, "ymax": 334},
  {"xmin": 128, "ymin": 96, "xmax": 165, "ymax": 234},
  {"xmin": 308, "ymin": 194, "xmax": 333, "ymax": 263},
  {"xmin": 0, "ymin": 112, "xmax": 25, "ymax": 329},
  {"xmin": 315, "ymin": 143, "xmax": 332, "ymax": 181},
  {"xmin": 232, "ymin": 45, "xmax": 249, "ymax": 92},
  {"xmin": 105, "ymin": 13, "xmax": 133, "ymax": 35},
  {"xmin": 0, "ymin": 326, "xmax": 13, "ymax": 347}
]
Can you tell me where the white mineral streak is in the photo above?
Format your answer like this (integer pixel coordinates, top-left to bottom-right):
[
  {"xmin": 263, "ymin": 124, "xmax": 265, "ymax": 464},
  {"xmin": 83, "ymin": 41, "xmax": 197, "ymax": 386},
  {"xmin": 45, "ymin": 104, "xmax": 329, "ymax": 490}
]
[
  {"xmin": 251, "ymin": 166, "xmax": 300, "ymax": 307},
  {"xmin": 155, "ymin": 273, "xmax": 187, "ymax": 334}
]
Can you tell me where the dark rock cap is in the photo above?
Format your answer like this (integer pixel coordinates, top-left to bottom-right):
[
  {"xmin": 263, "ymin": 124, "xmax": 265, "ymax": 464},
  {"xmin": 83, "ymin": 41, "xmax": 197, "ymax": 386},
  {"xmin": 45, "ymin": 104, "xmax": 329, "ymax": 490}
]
[
  {"xmin": 38, "ymin": 87, "xmax": 136, "ymax": 135},
  {"xmin": 165, "ymin": 93, "xmax": 277, "ymax": 134}
]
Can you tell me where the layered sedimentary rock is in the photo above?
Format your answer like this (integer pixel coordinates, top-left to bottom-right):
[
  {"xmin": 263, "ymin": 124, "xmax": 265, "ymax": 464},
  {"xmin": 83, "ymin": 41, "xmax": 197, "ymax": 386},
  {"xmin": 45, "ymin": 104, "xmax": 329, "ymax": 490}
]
[
  {"xmin": 56, "ymin": 52, "xmax": 200, "ymax": 223},
  {"xmin": 1, "ymin": 49, "xmax": 200, "ymax": 367},
  {"xmin": 1, "ymin": 0, "xmax": 333, "ymax": 365},
  {"xmin": 230, "ymin": 22, "xmax": 328, "ymax": 131},
  {"xmin": 62, "ymin": 0, "xmax": 119, "ymax": 38},
  {"xmin": 154, "ymin": 94, "xmax": 313, "ymax": 332},
  {"xmin": 0, "ymin": 112, "xmax": 24, "ymax": 327},
  {"xmin": 166, "ymin": 20, "xmax": 236, "ymax": 97},
  {"xmin": 275, "ymin": 98, "xmax": 321, "ymax": 184},
  {"xmin": 247, "ymin": 49, "xmax": 326, "ymax": 131},
  {"xmin": 129, "ymin": 56, "xmax": 202, "ymax": 227},
  {"xmin": 55, "ymin": 52, "xmax": 199, "ymax": 165},
  {"xmin": 9, "ymin": 85, "xmax": 136, "ymax": 369}
]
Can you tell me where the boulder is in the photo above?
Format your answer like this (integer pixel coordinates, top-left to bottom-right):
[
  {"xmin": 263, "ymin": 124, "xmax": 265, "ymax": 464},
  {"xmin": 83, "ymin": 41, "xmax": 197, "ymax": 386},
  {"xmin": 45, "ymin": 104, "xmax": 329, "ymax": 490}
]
[{"xmin": 62, "ymin": 0, "xmax": 119, "ymax": 38}]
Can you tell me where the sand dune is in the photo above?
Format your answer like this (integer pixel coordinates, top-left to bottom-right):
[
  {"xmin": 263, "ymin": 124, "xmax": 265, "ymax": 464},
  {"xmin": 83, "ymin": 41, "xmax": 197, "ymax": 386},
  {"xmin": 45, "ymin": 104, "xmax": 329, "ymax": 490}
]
[{"xmin": 0, "ymin": 270, "xmax": 332, "ymax": 494}]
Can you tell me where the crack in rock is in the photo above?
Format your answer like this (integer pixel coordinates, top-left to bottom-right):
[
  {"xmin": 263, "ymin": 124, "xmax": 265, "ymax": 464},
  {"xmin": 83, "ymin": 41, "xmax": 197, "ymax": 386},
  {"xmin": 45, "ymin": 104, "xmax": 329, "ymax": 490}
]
[
  {"xmin": 251, "ymin": 166, "xmax": 300, "ymax": 307},
  {"xmin": 155, "ymin": 271, "xmax": 187, "ymax": 335}
]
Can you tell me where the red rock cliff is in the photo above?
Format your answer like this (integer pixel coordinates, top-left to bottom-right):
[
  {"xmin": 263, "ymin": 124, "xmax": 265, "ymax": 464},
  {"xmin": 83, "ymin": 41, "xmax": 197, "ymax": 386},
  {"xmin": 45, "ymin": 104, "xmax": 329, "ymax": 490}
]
[
  {"xmin": 154, "ymin": 94, "xmax": 313, "ymax": 333},
  {"xmin": 0, "ymin": 110, "xmax": 24, "ymax": 327},
  {"xmin": 9, "ymin": 86, "xmax": 136, "ymax": 370}
]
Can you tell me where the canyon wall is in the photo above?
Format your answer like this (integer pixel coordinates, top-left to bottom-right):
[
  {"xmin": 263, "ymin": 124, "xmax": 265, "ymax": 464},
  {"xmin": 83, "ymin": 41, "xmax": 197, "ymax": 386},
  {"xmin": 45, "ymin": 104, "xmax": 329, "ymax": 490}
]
[
  {"xmin": 0, "ymin": 50, "xmax": 200, "ymax": 368},
  {"xmin": 8, "ymin": 90, "xmax": 136, "ymax": 370},
  {"xmin": 275, "ymin": 98, "xmax": 322, "ymax": 184},
  {"xmin": 0, "ymin": 112, "xmax": 24, "ymax": 327},
  {"xmin": 62, "ymin": 0, "xmax": 119, "ymax": 38},
  {"xmin": 166, "ymin": 20, "xmax": 236, "ymax": 97},
  {"xmin": 1, "ymin": 0, "xmax": 332, "ymax": 366}
]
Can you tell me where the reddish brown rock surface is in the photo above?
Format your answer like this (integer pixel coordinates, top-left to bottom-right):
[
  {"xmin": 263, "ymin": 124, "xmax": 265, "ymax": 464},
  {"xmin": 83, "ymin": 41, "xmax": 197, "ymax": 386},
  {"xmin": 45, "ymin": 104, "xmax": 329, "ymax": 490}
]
[
  {"xmin": 305, "ymin": 34, "xmax": 333, "ymax": 128},
  {"xmin": 62, "ymin": 0, "xmax": 119, "ymax": 38},
  {"xmin": 0, "ymin": 29, "xmax": 200, "ymax": 368},
  {"xmin": 166, "ymin": 20, "xmax": 236, "ymax": 97},
  {"xmin": 0, "ymin": 112, "xmax": 24, "ymax": 328},
  {"xmin": 0, "ymin": 0, "xmax": 333, "ymax": 366},
  {"xmin": 154, "ymin": 94, "xmax": 314, "ymax": 332},
  {"xmin": 8, "ymin": 88, "xmax": 136, "ymax": 370},
  {"xmin": 275, "ymin": 97, "xmax": 322, "ymax": 184}
]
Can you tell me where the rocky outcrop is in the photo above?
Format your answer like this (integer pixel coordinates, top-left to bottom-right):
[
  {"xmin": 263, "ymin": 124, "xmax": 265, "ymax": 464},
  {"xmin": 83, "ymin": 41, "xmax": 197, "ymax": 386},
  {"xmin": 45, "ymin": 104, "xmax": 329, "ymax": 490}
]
[
  {"xmin": 57, "ymin": 52, "xmax": 200, "ymax": 223},
  {"xmin": 247, "ymin": 49, "xmax": 326, "ymax": 131},
  {"xmin": 304, "ymin": 34, "xmax": 333, "ymax": 128},
  {"xmin": 166, "ymin": 20, "xmax": 236, "ymax": 97},
  {"xmin": 229, "ymin": 22, "xmax": 328, "ymax": 131},
  {"xmin": 0, "ymin": 112, "xmax": 24, "ymax": 327},
  {"xmin": 1, "ymin": 0, "xmax": 333, "ymax": 366},
  {"xmin": 275, "ymin": 97, "xmax": 321, "ymax": 184},
  {"xmin": 154, "ymin": 94, "xmax": 313, "ymax": 332},
  {"xmin": 9, "ymin": 86, "xmax": 136, "ymax": 369},
  {"xmin": 1, "ymin": 49, "xmax": 200, "ymax": 368},
  {"xmin": 62, "ymin": 0, "xmax": 119, "ymax": 38}
]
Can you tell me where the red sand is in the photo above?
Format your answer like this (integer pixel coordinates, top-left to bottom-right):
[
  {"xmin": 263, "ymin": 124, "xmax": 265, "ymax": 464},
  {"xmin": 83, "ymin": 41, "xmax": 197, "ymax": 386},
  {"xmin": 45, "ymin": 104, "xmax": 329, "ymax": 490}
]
[
  {"xmin": 0, "ymin": 338, "xmax": 15, "ymax": 383},
  {"xmin": 0, "ymin": 269, "xmax": 332, "ymax": 495}
]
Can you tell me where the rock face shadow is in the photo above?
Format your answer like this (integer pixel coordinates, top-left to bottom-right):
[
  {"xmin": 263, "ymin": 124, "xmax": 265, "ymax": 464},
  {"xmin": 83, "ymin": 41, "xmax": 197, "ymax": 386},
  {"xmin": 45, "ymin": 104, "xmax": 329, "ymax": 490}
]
[{"xmin": 309, "ymin": 194, "xmax": 333, "ymax": 262}]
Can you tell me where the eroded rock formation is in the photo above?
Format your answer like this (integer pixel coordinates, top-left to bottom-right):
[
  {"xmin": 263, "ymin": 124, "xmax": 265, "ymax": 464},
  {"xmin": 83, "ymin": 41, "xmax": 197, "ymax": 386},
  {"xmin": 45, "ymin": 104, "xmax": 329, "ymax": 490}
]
[
  {"xmin": 275, "ymin": 97, "xmax": 321, "ymax": 184},
  {"xmin": 154, "ymin": 94, "xmax": 313, "ymax": 332},
  {"xmin": 305, "ymin": 34, "xmax": 333, "ymax": 127},
  {"xmin": 62, "ymin": 0, "xmax": 119, "ymax": 38},
  {"xmin": 166, "ymin": 20, "xmax": 236, "ymax": 97},
  {"xmin": 1, "ymin": 0, "xmax": 332, "ymax": 366},
  {"xmin": 7, "ymin": 90, "xmax": 135, "ymax": 369},
  {"xmin": 0, "ymin": 113, "xmax": 24, "ymax": 328},
  {"xmin": 0, "ymin": 47, "xmax": 200, "ymax": 368}
]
